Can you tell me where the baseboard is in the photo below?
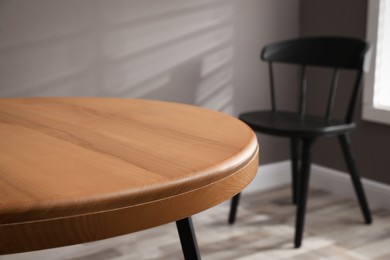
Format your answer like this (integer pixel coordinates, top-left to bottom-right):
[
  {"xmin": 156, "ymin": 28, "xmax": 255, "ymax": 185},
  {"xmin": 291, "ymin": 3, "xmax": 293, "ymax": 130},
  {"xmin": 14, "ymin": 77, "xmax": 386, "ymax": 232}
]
[
  {"xmin": 311, "ymin": 164, "xmax": 390, "ymax": 210},
  {"xmin": 243, "ymin": 160, "xmax": 390, "ymax": 210},
  {"xmin": 243, "ymin": 160, "xmax": 291, "ymax": 193}
]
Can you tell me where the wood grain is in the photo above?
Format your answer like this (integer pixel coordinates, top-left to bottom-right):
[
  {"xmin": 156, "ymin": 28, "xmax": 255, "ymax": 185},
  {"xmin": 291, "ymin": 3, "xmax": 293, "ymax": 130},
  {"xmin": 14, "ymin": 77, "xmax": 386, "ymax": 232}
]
[{"xmin": 0, "ymin": 98, "xmax": 259, "ymax": 254}]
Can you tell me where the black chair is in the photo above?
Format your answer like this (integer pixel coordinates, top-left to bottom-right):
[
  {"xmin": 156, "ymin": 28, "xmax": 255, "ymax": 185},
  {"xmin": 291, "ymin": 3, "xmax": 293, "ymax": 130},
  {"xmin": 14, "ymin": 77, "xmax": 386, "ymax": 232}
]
[{"xmin": 228, "ymin": 37, "xmax": 372, "ymax": 248}]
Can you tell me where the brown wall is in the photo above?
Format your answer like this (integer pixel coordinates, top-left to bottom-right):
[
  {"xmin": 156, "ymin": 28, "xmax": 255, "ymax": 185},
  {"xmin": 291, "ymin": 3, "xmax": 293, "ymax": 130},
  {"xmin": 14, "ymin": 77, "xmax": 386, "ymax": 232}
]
[{"xmin": 300, "ymin": 0, "xmax": 390, "ymax": 185}]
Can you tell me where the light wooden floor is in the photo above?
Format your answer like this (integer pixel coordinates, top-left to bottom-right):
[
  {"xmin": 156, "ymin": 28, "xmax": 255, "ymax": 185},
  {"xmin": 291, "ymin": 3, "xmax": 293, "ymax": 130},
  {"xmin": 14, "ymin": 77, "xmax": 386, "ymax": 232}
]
[{"xmin": 2, "ymin": 186, "xmax": 390, "ymax": 260}]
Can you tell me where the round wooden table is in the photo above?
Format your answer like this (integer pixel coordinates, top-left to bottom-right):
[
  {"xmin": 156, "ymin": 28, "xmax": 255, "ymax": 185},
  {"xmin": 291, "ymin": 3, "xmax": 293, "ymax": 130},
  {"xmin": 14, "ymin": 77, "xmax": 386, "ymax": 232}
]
[{"xmin": 0, "ymin": 98, "xmax": 259, "ymax": 258}]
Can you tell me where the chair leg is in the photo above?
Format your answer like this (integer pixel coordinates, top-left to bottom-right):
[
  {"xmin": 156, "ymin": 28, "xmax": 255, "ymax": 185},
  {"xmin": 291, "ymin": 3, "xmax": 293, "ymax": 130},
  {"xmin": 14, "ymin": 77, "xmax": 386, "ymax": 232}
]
[
  {"xmin": 228, "ymin": 193, "xmax": 241, "ymax": 224},
  {"xmin": 176, "ymin": 217, "xmax": 201, "ymax": 260},
  {"xmin": 338, "ymin": 134, "xmax": 372, "ymax": 224},
  {"xmin": 290, "ymin": 138, "xmax": 300, "ymax": 204},
  {"xmin": 294, "ymin": 138, "xmax": 315, "ymax": 248}
]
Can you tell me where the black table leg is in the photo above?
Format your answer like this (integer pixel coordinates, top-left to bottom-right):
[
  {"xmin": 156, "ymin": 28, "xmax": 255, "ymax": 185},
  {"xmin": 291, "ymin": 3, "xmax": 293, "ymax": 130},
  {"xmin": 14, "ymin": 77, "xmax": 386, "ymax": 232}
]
[
  {"xmin": 176, "ymin": 217, "xmax": 201, "ymax": 260},
  {"xmin": 228, "ymin": 193, "xmax": 241, "ymax": 224}
]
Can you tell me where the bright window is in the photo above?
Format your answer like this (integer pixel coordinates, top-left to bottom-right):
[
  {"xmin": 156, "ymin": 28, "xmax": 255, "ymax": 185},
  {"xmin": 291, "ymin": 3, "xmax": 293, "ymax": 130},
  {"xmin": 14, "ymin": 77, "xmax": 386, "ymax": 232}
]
[{"xmin": 363, "ymin": 0, "xmax": 390, "ymax": 124}]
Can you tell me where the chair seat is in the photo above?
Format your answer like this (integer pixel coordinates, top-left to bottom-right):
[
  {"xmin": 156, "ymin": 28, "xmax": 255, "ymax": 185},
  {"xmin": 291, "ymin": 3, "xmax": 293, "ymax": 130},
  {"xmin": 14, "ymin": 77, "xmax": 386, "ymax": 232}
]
[{"xmin": 239, "ymin": 111, "xmax": 356, "ymax": 138}]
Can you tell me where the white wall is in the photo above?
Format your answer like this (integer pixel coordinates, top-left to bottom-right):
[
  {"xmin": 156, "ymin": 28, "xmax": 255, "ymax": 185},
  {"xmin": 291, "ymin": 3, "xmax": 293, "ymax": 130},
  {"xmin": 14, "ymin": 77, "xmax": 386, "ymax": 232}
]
[{"xmin": 0, "ymin": 0, "xmax": 299, "ymax": 119}]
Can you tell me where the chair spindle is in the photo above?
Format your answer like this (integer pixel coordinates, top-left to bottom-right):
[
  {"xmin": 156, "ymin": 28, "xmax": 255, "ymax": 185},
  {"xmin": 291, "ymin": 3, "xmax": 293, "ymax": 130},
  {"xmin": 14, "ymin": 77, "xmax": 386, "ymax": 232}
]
[
  {"xmin": 269, "ymin": 62, "xmax": 276, "ymax": 112},
  {"xmin": 346, "ymin": 70, "xmax": 364, "ymax": 123},
  {"xmin": 299, "ymin": 65, "xmax": 307, "ymax": 118},
  {"xmin": 325, "ymin": 68, "xmax": 340, "ymax": 121}
]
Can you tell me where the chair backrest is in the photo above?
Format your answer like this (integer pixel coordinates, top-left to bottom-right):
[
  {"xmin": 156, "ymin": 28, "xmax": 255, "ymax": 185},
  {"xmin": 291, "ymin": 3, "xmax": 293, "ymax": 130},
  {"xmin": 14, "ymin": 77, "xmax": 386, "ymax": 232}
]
[{"xmin": 261, "ymin": 37, "xmax": 369, "ymax": 123}]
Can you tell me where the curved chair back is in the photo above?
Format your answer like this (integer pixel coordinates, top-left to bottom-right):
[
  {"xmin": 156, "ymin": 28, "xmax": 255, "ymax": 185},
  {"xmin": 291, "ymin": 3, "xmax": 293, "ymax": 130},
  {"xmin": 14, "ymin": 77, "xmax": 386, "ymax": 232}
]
[{"xmin": 261, "ymin": 37, "xmax": 369, "ymax": 123}]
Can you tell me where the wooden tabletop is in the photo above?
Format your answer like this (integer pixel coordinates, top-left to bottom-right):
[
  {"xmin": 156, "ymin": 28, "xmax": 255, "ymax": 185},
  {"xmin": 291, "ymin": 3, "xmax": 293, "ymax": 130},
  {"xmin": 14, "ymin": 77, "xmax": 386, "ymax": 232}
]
[{"xmin": 0, "ymin": 98, "xmax": 259, "ymax": 254}]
